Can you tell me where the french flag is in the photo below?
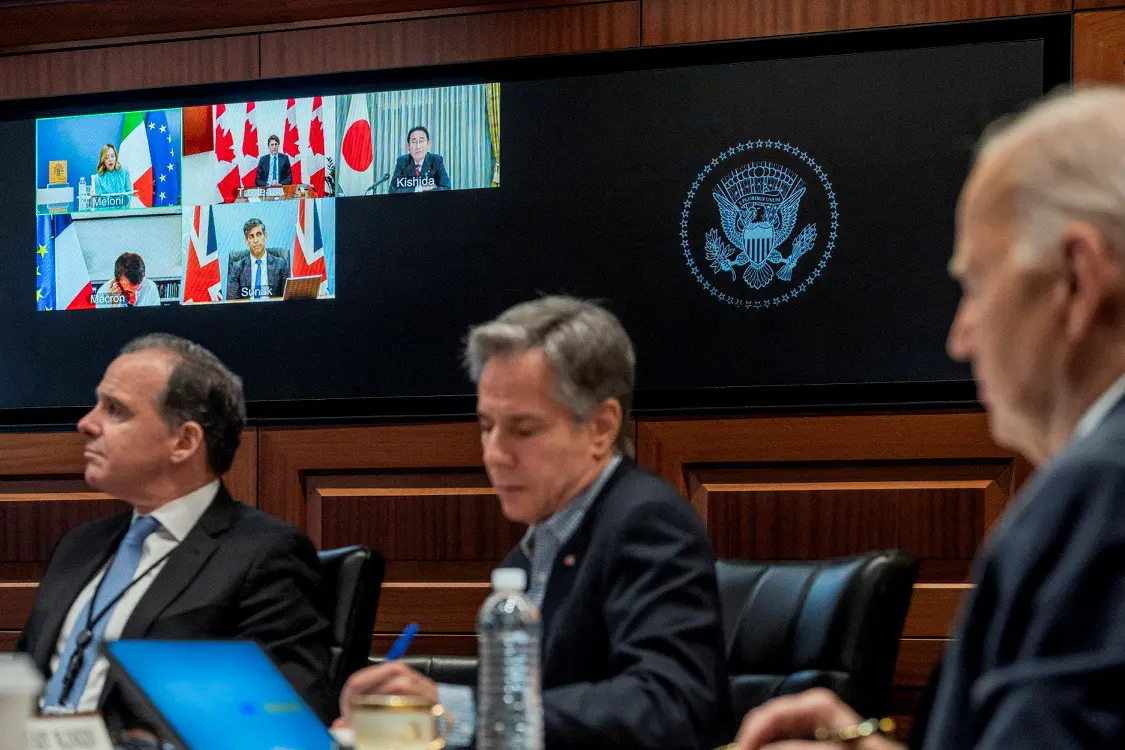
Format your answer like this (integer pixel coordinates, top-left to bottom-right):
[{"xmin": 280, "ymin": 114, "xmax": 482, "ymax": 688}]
[
  {"xmin": 182, "ymin": 205, "xmax": 222, "ymax": 302},
  {"xmin": 38, "ymin": 214, "xmax": 94, "ymax": 310},
  {"xmin": 292, "ymin": 200, "xmax": 327, "ymax": 296}
]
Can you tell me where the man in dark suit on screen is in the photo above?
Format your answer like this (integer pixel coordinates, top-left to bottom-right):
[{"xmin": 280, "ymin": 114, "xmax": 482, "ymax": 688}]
[
  {"xmin": 735, "ymin": 88, "xmax": 1125, "ymax": 750},
  {"xmin": 226, "ymin": 217, "xmax": 290, "ymax": 300},
  {"xmin": 255, "ymin": 134, "xmax": 292, "ymax": 187},
  {"xmin": 18, "ymin": 334, "xmax": 333, "ymax": 730},
  {"xmin": 341, "ymin": 296, "xmax": 729, "ymax": 750},
  {"xmin": 389, "ymin": 126, "xmax": 451, "ymax": 193}
]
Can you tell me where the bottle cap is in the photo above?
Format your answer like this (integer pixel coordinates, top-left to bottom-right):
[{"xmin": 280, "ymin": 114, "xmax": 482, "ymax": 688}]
[{"xmin": 491, "ymin": 567, "xmax": 527, "ymax": 592}]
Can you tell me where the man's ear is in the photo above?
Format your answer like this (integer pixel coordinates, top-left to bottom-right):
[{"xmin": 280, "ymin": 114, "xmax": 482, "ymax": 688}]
[
  {"xmin": 587, "ymin": 398, "xmax": 623, "ymax": 456},
  {"xmin": 169, "ymin": 420, "xmax": 206, "ymax": 467},
  {"xmin": 1060, "ymin": 221, "xmax": 1120, "ymax": 342}
]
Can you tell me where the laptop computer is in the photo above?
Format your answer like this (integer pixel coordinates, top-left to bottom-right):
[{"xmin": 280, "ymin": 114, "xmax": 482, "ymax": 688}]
[{"xmin": 103, "ymin": 640, "xmax": 337, "ymax": 750}]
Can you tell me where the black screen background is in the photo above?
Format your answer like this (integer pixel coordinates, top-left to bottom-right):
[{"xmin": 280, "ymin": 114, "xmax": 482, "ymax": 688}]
[{"xmin": 0, "ymin": 20, "xmax": 1066, "ymax": 419}]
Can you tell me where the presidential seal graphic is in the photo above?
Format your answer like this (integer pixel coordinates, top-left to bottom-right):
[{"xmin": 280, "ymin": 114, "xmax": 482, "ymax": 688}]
[{"xmin": 681, "ymin": 140, "xmax": 837, "ymax": 308}]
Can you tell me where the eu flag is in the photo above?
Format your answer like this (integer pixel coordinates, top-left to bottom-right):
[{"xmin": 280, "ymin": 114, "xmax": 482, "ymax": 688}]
[
  {"xmin": 147, "ymin": 110, "xmax": 181, "ymax": 207},
  {"xmin": 36, "ymin": 214, "xmax": 56, "ymax": 311}
]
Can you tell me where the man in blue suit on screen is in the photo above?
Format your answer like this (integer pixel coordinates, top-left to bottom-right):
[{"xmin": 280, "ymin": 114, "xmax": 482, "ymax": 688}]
[
  {"xmin": 735, "ymin": 87, "xmax": 1125, "ymax": 750},
  {"xmin": 389, "ymin": 126, "xmax": 451, "ymax": 193},
  {"xmin": 255, "ymin": 135, "xmax": 292, "ymax": 187}
]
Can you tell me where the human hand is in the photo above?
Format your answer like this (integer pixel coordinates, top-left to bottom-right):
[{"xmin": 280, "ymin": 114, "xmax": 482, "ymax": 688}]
[
  {"xmin": 735, "ymin": 688, "xmax": 903, "ymax": 750},
  {"xmin": 339, "ymin": 661, "xmax": 439, "ymax": 722}
]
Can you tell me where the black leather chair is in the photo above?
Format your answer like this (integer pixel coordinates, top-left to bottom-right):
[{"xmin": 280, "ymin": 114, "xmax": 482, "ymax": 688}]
[
  {"xmin": 318, "ymin": 546, "xmax": 386, "ymax": 701},
  {"xmin": 718, "ymin": 549, "xmax": 919, "ymax": 719},
  {"xmin": 368, "ymin": 655, "xmax": 479, "ymax": 688}
]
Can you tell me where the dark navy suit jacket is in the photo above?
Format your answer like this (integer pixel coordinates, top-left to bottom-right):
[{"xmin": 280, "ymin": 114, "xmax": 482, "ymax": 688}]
[
  {"xmin": 922, "ymin": 397, "xmax": 1125, "ymax": 749},
  {"xmin": 500, "ymin": 458, "xmax": 731, "ymax": 750}
]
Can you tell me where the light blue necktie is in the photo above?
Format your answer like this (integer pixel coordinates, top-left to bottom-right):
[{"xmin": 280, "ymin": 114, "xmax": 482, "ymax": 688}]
[
  {"xmin": 270, "ymin": 155, "xmax": 278, "ymax": 184},
  {"xmin": 254, "ymin": 259, "xmax": 263, "ymax": 298},
  {"xmin": 43, "ymin": 515, "xmax": 161, "ymax": 709}
]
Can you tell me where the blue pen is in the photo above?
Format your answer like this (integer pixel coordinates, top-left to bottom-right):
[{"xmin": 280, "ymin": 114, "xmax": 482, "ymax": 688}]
[{"xmin": 385, "ymin": 622, "xmax": 420, "ymax": 660}]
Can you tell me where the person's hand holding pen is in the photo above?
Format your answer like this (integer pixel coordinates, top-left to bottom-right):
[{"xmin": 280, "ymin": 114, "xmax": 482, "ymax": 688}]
[
  {"xmin": 338, "ymin": 623, "xmax": 438, "ymax": 724},
  {"xmin": 730, "ymin": 689, "xmax": 903, "ymax": 750}
]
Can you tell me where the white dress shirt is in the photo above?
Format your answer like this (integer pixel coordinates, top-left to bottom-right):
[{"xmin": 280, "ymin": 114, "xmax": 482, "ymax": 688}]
[
  {"xmin": 1073, "ymin": 372, "xmax": 1125, "ymax": 442},
  {"xmin": 48, "ymin": 479, "xmax": 219, "ymax": 712}
]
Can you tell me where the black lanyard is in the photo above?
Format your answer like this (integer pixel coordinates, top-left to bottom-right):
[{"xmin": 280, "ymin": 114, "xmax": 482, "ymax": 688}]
[{"xmin": 56, "ymin": 544, "xmax": 177, "ymax": 706}]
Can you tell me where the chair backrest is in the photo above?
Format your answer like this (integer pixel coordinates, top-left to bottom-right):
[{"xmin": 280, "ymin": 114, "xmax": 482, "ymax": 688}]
[
  {"xmin": 717, "ymin": 549, "xmax": 918, "ymax": 719},
  {"xmin": 318, "ymin": 546, "xmax": 386, "ymax": 701},
  {"xmin": 368, "ymin": 655, "xmax": 479, "ymax": 689}
]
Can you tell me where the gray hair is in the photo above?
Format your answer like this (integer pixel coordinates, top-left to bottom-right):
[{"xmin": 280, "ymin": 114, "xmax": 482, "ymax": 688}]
[
  {"xmin": 464, "ymin": 296, "xmax": 635, "ymax": 455},
  {"xmin": 974, "ymin": 86, "xmax": 1125, "ymax": 266},
  {"xmin": 120, "ymin": 333, "xmax": 246, "ymax": 475}
]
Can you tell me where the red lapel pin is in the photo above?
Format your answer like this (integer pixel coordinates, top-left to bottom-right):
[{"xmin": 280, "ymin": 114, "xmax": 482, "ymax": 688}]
[{"xmin": 563, "ymin": 554, "xmax": 576, "ymax": 567}]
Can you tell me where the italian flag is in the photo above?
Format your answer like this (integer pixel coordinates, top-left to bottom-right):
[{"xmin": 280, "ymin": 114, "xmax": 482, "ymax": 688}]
[{"xmin": 119, "ymin": 111, "xmax": 154, "ymax": 208}]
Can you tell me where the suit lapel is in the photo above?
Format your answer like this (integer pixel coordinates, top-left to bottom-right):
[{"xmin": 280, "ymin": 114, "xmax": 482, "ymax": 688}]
[
  {"xmin": 538, "ymin": 460, "xmax": 630, "ymax": 664},
  {"xmin": 31, "ymin": 514, "xmax": 130, "ymax": 672},
  {"xmin": 119, "ymin": 487, "xmax": 235, "ymax": 639}
]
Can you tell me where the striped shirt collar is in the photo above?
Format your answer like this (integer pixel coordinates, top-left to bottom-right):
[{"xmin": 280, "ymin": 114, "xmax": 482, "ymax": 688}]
[{"xmin": 519, "ymin": 454, "xmax": 622, "ymax": 559}]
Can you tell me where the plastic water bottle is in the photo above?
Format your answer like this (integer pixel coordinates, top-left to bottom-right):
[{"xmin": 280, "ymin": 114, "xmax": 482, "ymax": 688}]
[
  {"xmin": 78, "ymin": 177, "xmax": 88, "ymax": 211},
  {"xmin": 477, "ymin": 568, "xmax": 543, "ymax": 750}
]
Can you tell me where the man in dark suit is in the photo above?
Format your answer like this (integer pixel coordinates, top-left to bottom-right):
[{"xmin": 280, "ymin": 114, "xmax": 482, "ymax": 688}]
[
  {"xmin": 341, "ymin": 296, "xmax": 730, "ymax": 750},
  {"xmin": 388, "ymin": 126, "xmax": 451, "ymax": 193},
  {"xmin": 18, "ymin": 334, "xmax": 333, "ymax": 730},
  {"xmin": 226, "ymin": 217, "xmax": 290, "ymax": 300},
  {"xmin": 255, "ymin": 134, "xmax": 292, "ymax": 187},
  {"xmin": 735, "ymin": 89, "xmax": 1125, "ymax": 750}
]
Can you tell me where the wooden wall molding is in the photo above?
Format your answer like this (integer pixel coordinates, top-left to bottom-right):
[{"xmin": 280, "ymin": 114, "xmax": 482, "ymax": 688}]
[
  {"xmin": 0, "ymin": 0, "xmax": 605, "ymax": 52},
  {"xmin": 259, "ymin": 1, "xmax": 640, "ymax": 78},
  {"xmin": 634, "ymin": 411, "xmax": 1029, "ymax": 733},
  {"xmin": 641, "ymin": 0, "xmax": 1071, "ymax": 46},
  {"xmin": 1075, "ymin": 9, "xmax": 1125, "ymax": 83},
  {"xmin": 0, "ymin": 34, "xmax": 259, "ymax": 101}
]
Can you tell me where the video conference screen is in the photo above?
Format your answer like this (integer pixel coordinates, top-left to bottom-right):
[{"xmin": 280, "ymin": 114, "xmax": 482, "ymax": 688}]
[
  {"xmin": 0, "ymin": 17, "xmax": 1069, "ymax": 416},
  {"xmin": 32, "ymin": 85, "xmax": 498, "ymax": 311}
]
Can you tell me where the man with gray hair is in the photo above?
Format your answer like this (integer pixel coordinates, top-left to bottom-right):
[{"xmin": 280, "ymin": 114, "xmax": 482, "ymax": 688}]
[
  {"xmin": 18, "ymin": 334, "xmax": 333, "ymax": 731},
  {"xmin": 342, "ymin": 296, "xmax": 730, "ymax": 749},
  {"xmin": 735, "ymin": 87, "xmax": 1125, "ymax": 749}
]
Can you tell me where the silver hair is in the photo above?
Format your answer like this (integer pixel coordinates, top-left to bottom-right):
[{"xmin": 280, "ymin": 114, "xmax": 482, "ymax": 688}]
[
  {"xmin": 464, "ymin": 296, "xmax": 635, "ymax": 456},
  {"xmin": 974, "ymin": 85, "xmax": 1125, "ymax": 266}
]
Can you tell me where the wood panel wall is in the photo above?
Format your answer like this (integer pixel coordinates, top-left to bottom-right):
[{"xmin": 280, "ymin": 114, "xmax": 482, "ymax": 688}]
[
  {"xmin": 0, "ymin": 413, "xmax": 1025, "ymax": 736},
  {"xmin": 6, "ymin": 1, "xmax": 1125, "ymax": 100}
]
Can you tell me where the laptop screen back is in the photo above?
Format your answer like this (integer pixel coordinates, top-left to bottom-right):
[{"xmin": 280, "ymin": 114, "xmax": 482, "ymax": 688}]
[{"xmin": 105, "ymin": 640, "xmax": 335, "ymax": 750}]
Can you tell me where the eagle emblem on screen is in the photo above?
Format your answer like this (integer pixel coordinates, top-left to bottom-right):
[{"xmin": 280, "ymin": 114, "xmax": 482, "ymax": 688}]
[{"xmin": 681, "ymin": 141, "xmax": 838, "ymax": 309}]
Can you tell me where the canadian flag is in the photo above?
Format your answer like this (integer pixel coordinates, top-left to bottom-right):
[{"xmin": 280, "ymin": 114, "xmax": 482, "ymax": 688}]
[
  {"xmin": 283, "ymin": 98, "xmax": 302, "ymax": 185},
  {"xmin": 291, "ymin": 200, "xmax": 327, "ymax": 295},
  {"xmin": 182, "ymin": 205, "xmax": 222, "ymax": 303},
  {"xmin": 239, "ymin": 101, "xmax": 259, "ymax": 189},
  {"xmin": 338, "ymin": 94, "xmax": 373, "ymax": 197},
  {"xmin": 214, "ymin": 103, "xmax": 242, "ymax": 203},
  {"xmin": 307, "ymin": 96, "xmax": 327, "ymax": 197}
]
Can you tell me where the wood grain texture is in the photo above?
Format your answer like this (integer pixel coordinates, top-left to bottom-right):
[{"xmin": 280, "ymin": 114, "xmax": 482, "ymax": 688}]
[
  {"xmin": 370, "ymin": 633, "xmax": 478, "ymax": 656},
  {"xmin": 0, "ymin": 583, "xmax": 37, "ymax": 630},
  {"xmin": 314, "ymin": 486, "xmax": 522, "ymax": 561},
  {"xmin": 0, "ymin": 0, "xmax": 600, "ymax": 51},
  {"xmin": 258, "ymin": 423, "xmax": 485, "ymax": 530},
  {"xmin": 1076, "ymin": 1, "xmax": 1125, "ymax": 9},
  {"xmin": 1074, "ymin": 9, "xmax": 1125, "ymax": 83},
  {"xmin": 260, "ymin": 1, "xmax": 641, "ymax": 77},
  {"xmin": 375, "ymin": 581, "xmax": 489, "ymax": 632},
  {"xmin": 0, "ymin": 632, "xmax": 16, "ymax": 651},
  {"xmin": 225, "ymin": 428, "xmax": 259, "ymax": 506},
  {"xmin": 902, "ymin": 584, "xmax": 970, "ymax": 637},
  {"xmin": 0, "ymin": 35, "xmax": 259, "ymax": 101},
  {"xmin": 893, "ymin": 638, "xmax": 947, "ymax": 687},
  {"xmin": 637, "ymin": 412, "xmax": 1014, "ymax": 497},
  {"xmin": 641, "ymin": 0, "xmax": 1071, "ymax": 46}
]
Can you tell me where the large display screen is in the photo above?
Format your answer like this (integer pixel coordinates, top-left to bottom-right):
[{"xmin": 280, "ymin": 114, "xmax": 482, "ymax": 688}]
[{"xmin": 0, "ymin": 16, "xmax": 1070, "ymax": 419}]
